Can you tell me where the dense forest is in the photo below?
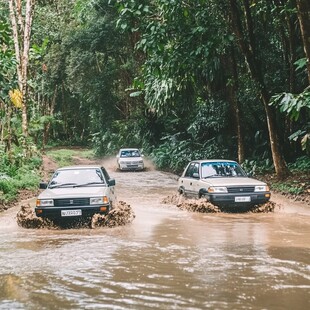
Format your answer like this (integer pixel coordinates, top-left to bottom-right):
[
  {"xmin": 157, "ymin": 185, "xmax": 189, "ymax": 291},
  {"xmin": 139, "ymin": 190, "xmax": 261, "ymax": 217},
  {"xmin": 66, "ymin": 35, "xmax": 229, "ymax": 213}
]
[{"xmin": 0, "ymin": 0, "xmax": 310, "ymax": 201}]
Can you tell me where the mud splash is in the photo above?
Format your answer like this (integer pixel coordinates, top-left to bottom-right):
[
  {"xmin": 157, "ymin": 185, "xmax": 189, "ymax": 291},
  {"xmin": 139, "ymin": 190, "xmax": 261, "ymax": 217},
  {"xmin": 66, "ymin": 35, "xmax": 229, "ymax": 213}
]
[
  {"xmin": 177, "ymin": 198, "xmax": 221, "ymax": 213},
  {"xmin": 16, "ymin": 201, "xmax": 135, "ymax": 229},
  {"xmin": 16, "ymin": 205, "xmax": 56, "ymax": 229},
  {"xmin": 162, "ymin": 194, "xmax": 277, "ymax": 213},
  {"xmin": 248, "ymin": 201, "xmax": 276, "ymax": 213},
  {"xmin": 90, "ymin": 201, "xmax": 135, "ymax": 229}
]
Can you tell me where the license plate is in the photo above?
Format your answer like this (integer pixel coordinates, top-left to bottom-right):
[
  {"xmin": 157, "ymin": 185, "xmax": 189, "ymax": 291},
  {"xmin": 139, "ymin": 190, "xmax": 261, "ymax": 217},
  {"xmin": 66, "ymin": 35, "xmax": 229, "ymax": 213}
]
[
  {"xmin": 61, "ymin": 209, "xmax": 82, "ymax": 217},
  {"xmin": 235, "ymin": 196, "xmax": 251, "ymax": 202}
]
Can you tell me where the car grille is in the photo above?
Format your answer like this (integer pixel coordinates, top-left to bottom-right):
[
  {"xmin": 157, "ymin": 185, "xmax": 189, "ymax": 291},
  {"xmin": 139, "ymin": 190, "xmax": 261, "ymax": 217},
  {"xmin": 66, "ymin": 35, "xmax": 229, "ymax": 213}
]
[
  {"xmin": 126, "ymin": 161, "xmax": 140, "ymax": 165},
  {"xmin": 227, "ymin": 186, "xmax": 255, "ymax": 193},
  {"xmin": 54, "ymin": 198, "xmax": 90, "ymax": 207}
]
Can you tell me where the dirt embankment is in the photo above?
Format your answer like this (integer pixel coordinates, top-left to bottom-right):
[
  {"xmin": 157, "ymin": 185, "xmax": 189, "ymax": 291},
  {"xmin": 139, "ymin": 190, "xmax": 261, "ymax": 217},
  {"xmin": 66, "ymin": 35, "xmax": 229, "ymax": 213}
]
[{"xmin": 258, "ymin": 172, "xmax": 310, "ymax": 207}]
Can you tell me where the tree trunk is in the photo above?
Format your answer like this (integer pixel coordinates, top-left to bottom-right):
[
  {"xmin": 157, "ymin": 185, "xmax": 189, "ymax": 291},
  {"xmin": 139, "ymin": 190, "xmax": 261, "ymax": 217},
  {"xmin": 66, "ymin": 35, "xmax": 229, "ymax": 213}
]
[
  {"xmin": 8, "ymin": 0, "xmax": 36, "ymax": 147},
  {"xmin": 43, "ymin": 86, "xmax": 57, "ymax": 150},
  {"xmin": 224, "ymin": 48, "xmax": 245, "ymax": 163},
  {"xmin": 296, "ymin": 0, "xmax": 310, "ymax": 84},
  {"xmin": 229, "ymin": 0, "xmax": 290, "ymax": 178}
]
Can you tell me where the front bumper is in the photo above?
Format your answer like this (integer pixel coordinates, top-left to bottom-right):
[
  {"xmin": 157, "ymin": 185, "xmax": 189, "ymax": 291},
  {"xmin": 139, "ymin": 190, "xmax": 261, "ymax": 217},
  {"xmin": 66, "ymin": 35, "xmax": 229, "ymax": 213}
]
[
  {"xmin": 202, "ymin": 192, "xmax": 271, "ymax": 206},
  {"xmin": 119, "ymin": 163, "xmax": 144, "ymax": 171},
  {"xmin": 35, "ymin": 204, "xmax": 111, "ymax": 219}
]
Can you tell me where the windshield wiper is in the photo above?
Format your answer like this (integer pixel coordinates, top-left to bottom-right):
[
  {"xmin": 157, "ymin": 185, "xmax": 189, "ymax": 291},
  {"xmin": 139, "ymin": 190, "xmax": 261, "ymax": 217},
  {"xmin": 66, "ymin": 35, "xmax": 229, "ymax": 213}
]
[
  {"xmin": 74, "ymin": 182, "xmax": 105, "ymax": 187},
  {"xmin": 49, "ymin": 182, "xmax": 77, "ymax": 188}
]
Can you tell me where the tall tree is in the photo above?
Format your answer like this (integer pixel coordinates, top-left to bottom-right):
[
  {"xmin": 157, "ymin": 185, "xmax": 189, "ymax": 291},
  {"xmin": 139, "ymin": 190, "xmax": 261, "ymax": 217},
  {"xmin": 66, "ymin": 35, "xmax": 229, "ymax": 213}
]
[
  {"xmin": 296, "ymin": 0, "xmax": 310, "ymax": 84},
  {"xmin": 229, "ymin": 0, "xmax": 290, "ymax": 178},
  {"xmin": 8, "ymin": 0, "xmax": 35, "ymax": 144}
]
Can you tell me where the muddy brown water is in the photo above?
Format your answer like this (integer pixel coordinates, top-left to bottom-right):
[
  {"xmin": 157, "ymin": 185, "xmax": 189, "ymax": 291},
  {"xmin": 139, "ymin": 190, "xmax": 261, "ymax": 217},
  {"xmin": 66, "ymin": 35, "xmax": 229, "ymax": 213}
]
[{"xmin": 0, "ymin": 157, "xmax": 309, "ymax": 309}]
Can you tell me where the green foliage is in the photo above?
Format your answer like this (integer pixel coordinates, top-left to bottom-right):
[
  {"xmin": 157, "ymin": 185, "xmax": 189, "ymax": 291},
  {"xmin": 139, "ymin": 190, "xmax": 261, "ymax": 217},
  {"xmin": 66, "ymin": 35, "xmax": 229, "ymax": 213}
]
[
  {"xmin": 262, "ymin": 156, "xmax": 310, "ymax": 195},
  {"xmin": 0, "ymin": 18, "xmax": 17, "ymax": 101},
  {"xmin": 270, "ymin": 88, "xmax": 310, "ymax": 121},
  {"xmin": 45, "ymin": 149, "xmax": 76, "ymax": 167},
  {"xmin": 270, "ymin": 88, "xmax": 310, "ymax": 153},
  {"xmin": 241, "ymin": 158, "xmax": 274, "ymax": 176},
  {"xmin": 0, "ymin": 170, "xmax": 40, "ymax": 203},
  {"xmin": 46, "ymin": 148, "xmax": 95, "ymax": 167},
  {"xmin": 288, "ymin": 156, "xmax": 310, "ymax": 172},
  {"xmin": 114, "ymin": 0, "xmax": 227, "ymax": 114},
  {"xmin": 1, "ymin": 0, "xmax": 309, "ymax": 183},
  {"xmin": 271, "ymin": 182, "xmax": 305, "ymax": 195},
  {"xmin": 91, "ymin": 118, "xmax": 147, "ymax": 156},
  {"xmin": 151, "ymin": 134, "xmax": 229, "ymax": 173},
  {"xmin": 0, "ymin": 145, "xmax": 42, "ymax": 203}
]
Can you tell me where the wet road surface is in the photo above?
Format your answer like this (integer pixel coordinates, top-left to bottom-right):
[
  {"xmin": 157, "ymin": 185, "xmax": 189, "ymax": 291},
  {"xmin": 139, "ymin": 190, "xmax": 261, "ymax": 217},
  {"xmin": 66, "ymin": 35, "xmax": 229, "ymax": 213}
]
[{"xmin": 0, "ymin": 158, "xmax": 310, "ymax": 309}]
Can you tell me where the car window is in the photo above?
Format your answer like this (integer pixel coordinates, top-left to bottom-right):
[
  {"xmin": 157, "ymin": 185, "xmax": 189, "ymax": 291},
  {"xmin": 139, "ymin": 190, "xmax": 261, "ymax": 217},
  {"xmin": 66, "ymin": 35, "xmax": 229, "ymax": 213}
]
[
  {"xmin": 184, "ymin": 163, "xmax": 199, "ymax": 178},
  {"xmin": 201, "ymin": 162, "xmax": 246, "ymax": 178},
  {"xmin": 101, "ymin": 167, "xmax": 110, "ymax": 182},
  {"xmin": 193, "ymin": 163, "xmax": 199, "ymax": 176},
  {"xmin": 120, "ymin": 150, "xmax": 140, "ymax": 157}
]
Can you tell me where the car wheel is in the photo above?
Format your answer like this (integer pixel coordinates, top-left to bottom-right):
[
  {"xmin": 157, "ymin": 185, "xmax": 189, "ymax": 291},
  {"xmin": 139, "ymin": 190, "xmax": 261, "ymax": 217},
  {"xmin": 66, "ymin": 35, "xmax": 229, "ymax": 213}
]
[
  {"xmin": 178, "ymin": 187, "xmax": 185, "ymax": 195},
  {"xmin": 198, "ymin": 189, "xmax": 206, "ymax": 199}
]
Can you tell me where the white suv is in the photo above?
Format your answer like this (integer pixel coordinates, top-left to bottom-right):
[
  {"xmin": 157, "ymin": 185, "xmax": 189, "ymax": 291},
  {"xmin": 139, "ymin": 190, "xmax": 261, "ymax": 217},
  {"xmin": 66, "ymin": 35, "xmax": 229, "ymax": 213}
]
[
  {"xmin": 116, "ymin": 148, "xmax": 144, "ymax": 171},
  {"xmin": 178, "ymin": 159, "xmax": 270, "ymax": 208}
]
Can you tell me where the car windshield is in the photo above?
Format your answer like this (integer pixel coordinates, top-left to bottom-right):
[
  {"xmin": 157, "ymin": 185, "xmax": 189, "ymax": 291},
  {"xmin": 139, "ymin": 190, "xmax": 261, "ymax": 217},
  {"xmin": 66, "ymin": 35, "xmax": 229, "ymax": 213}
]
[
  {"xmin": 49, "ymin": 168, "xmax": 105, "ymax": 188},
  {"xmin": 120, "ymin": 150, "xmax": 141, "ymax": 158},
  {"xmin": 201, "ymin": 161, "xmax": 247, "ymax": 178}
]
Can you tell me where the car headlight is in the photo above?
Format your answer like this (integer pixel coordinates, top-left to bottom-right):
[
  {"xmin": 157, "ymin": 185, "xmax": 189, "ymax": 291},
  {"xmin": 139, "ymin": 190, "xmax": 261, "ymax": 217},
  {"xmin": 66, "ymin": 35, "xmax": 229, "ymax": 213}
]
[
  {"xmin": 139, "ymin": 160, "xmax": 143, "ymax": 164},
  {"xmin": 254, "ymin": 185, "xmax": 269, "ymax": 192},
  {"xmin": 208, "ymin": 186, "xmax": 228, "ymax": 193},
  {"xmin": 90, "ymin": 196, "xmax": 109, "ymax": 205},
  {"xmin": 36, "ymin": 199, "xmax": 54, "ymax": 207}
]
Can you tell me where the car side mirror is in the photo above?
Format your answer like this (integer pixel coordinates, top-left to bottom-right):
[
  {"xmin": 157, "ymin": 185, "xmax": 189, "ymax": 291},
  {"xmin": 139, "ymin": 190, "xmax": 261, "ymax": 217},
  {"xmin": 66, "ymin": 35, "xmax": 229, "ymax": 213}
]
[
  {"xmin": 192, "ymin": 173, "xmax": 199, "ymax": 179},
  {"xmin": 108, "ymin": 179, "xmax": 116, "ymax": 186},
  {"xmin": 116, "ymin": 155, "xmax": 119, "ymax": 158},
  {"xmin": 39, "ymin": 182, "xmax": 48, "ymax": 189}
]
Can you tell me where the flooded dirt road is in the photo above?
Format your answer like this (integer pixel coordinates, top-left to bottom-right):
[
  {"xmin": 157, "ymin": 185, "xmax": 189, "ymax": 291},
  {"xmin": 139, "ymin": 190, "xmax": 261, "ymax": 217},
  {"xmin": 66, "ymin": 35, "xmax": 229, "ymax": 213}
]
[{"xmin": 0, "ymin": 158, "xmax": 310, "ymax": 309}]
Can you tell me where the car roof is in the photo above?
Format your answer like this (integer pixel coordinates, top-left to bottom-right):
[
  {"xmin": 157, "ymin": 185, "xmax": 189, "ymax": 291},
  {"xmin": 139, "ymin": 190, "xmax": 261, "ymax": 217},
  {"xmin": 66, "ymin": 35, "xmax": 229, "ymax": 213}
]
[
  {"xmin": 189, "ymin": 159, "xmax": 238, "ymax": 164},
  {"xmin": 56, "ymin": 165, "xmax": 103, "ymax": 171}
]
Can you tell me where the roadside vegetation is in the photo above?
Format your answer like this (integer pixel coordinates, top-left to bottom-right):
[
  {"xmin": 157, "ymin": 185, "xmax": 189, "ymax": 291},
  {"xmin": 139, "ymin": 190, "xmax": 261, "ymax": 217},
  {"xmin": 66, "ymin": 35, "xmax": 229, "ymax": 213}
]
[
  {"xmin": 261, "ymin": 156, "xmax": 310, "ymax": 202},
  {"xmin": 0, "ymin": 145, "xmax": 41, "ymax": 205},
  {"xmin": 0, "ymin": 0, "xmax": 309, "ymax": 205},
  {"xmin": 46, "ymin": 148, "xmax": 95, "ymax": 167}
]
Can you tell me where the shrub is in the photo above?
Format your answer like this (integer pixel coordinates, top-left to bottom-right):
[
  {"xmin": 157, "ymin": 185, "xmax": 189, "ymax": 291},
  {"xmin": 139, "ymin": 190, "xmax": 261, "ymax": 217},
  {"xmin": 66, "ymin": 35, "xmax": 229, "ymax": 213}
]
[
  {"xmin": 288, "ymin": 156, "xmax": 310, "ymax": 172},
  {"xmin": 0, "ymin": 144, "xmax": 42, "ymax": 204}
]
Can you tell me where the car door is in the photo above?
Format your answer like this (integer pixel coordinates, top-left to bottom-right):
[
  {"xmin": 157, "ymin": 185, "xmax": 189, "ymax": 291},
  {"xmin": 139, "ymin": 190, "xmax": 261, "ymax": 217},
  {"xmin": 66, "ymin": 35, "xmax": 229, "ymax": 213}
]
[
  {"xmin": 181, "ymin": 162, "xmax": 200, "ymax": 197},
  {"xmin": 189, "ymin": 163, "xmax": 201, "ymax": 197},
  {"xmin": 101, "ymin": 167, "xmax": 116, "ymax": 202}
]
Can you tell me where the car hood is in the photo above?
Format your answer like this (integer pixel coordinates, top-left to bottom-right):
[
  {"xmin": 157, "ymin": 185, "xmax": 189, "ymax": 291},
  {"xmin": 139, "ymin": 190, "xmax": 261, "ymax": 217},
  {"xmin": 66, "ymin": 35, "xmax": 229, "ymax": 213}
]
[
  {"xmin": 38, "ymin": 186, "xmax": 109, "ymax": 199},
  {"xmin": 201, "ymin": 177, "xmax": 267, "ymax": 187}
]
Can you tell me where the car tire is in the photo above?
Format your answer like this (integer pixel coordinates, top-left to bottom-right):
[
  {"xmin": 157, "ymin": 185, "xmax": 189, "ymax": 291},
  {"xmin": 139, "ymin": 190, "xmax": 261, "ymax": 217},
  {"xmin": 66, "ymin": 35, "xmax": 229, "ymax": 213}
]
[
  {"xmin": 198, "ymin": 189, "xmax": 206, "ymax": 199},
  {"xmin": 178, "ymin": 187, "xmax": 185, "ymax": 195}
]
